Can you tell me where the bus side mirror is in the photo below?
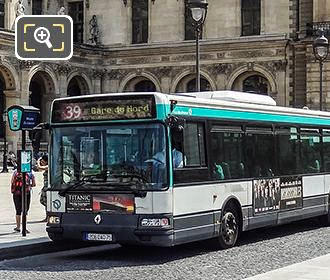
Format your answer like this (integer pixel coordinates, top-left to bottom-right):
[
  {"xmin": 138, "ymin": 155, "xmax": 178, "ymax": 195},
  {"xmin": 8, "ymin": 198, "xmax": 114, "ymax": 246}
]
[
  {"xmin": 165, "ymin": 115, "xmax": 184, "ymax": 131},
  {"xmin": 33, "ymin": 122, "xmax": 50, "ymax": 130}
]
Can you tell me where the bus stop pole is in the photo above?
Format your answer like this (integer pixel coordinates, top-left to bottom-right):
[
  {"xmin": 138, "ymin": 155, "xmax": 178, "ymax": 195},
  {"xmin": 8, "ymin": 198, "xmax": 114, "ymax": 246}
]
[{"xmin": 21, "ymin": 130, "xmax": 27, "ymax": 237}]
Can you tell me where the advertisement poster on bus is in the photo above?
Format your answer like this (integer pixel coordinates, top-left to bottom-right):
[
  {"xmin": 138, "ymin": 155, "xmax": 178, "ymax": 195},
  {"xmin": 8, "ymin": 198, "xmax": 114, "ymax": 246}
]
[
  {"xmin": 280, "ymin": 176, "xmax": 303, "ymax": 210},
  {"xmin": 66, "ymin": 194, "xmax": 93, "ymax": 212},
  {"xmin": 92, "ymin": 194, "xmax": 134, "ymax": 214},
  {"xmin": 253, "ymin": 178, "xmax": 281, "ymax": 214},
  {"xmin": 253, "ymin": 176, "xmax": 303, "ymax": 214}
]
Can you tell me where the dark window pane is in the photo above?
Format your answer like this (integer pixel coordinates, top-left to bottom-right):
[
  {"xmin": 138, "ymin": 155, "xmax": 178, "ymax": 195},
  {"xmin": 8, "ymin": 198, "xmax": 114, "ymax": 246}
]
[
  {"xmin": 0, "ymin": 1, "xmax": 5, "ymax": 28},
  {"xmin": 187, "ymin": 78, "xmax": 211, "ymax": 92},
  {"xmin": 241, "ymin": 0, "xmax": 260, "ymax": 36},
  {"xmin": 210, "ymin": 130, "xmax": 245, "ymax": 180},
  {"xmin": 243, "ymin": 75, "xmax": 268, "ymax": 94},
  {"xmin": 184, "ymin": 122, "xmax": 206, "ymax": 167},
  {"xmin": 32, "ymin": 0, "xmax": 43, "ymax": 15},
  {"xmin": 300, "ymin": 131, "xmax": 322, "ymax": 174},
  {"xmin": 132, "ymin": 0, "xmax": 148, "ymax": 44},
  {"xmin": 276, "ymin": 128, "xmax": 299, "ymax": 175},
  {"xmin": 184, "ymin": 0, "xmax": 195, "ymax": 40},
  {"xmin": 323, "ymin": 131, "xmax": 330, "ymax": 172},
  {"xmin": 134, "ymin": 80, "xmax": 156, "ymax": 92},
  {"xmin": 245, "ymin": 130, "xmax": 275, "ymax": 178},
  {"xmin": 68, "ymin": 1, "xmax": 84, "ymax": 43}
]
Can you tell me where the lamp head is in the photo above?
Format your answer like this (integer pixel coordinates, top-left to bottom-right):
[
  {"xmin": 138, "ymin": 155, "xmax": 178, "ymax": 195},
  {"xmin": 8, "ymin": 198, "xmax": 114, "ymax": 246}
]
[
  {"xmin": 187, "ymin": 0, "xmax": 208, "ymax": 24},
  {"xmin": 313, "ymin": 30, "xmax": 329, "ymax": 61}
]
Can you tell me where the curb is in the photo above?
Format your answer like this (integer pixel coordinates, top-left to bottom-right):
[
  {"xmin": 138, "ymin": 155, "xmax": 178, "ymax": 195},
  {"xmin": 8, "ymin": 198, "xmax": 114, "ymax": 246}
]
[{"xmin": 0, "ymin": 239, "xmax": 97, "ymax": 261}]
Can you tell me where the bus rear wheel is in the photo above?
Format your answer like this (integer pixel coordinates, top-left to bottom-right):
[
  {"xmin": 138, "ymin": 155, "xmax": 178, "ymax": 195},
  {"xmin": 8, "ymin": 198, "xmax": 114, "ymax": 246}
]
[{"xmin": 216, "ymin": 205, "xmax": 240, "ymax": 249}]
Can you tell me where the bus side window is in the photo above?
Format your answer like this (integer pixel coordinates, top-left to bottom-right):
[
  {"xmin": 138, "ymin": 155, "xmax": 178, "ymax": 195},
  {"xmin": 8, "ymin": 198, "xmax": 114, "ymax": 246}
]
[
  {"xmin": 210, "ymin": 127, "xmax": 244, "ymax": 180},
  {"xmin": 183, "ymin": 122, "xmax": 206, "ymax": 167},
  {"xmin": 173, "ymin": 122, "xmax": 209, "ymax": 184}
]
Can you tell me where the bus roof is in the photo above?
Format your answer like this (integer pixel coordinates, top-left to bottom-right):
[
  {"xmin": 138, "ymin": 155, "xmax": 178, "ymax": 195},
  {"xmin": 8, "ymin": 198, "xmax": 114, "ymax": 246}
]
[{"xmin": 51, "ymin": 91, "xmax": 330, "ymax": 126}]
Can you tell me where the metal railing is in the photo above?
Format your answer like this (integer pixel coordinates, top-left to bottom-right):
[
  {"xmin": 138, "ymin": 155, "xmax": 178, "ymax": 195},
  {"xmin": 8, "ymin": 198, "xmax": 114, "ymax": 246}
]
[{"xmin": 307, "ymin": 22, "xmax": 330, "ymax": 37}]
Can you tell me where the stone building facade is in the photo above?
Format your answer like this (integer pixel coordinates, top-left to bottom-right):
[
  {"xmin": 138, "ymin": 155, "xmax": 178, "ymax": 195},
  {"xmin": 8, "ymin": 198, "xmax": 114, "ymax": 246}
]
[{"xmin": 0, "ymin": 0, "xmax": 327, "ymax": 154}]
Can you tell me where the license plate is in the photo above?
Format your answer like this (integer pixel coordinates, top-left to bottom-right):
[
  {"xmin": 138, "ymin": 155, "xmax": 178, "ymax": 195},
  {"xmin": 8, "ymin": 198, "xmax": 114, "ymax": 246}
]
[{"xmin": 85, "ymin": 233, "xmax": 113, "ymax": 242}]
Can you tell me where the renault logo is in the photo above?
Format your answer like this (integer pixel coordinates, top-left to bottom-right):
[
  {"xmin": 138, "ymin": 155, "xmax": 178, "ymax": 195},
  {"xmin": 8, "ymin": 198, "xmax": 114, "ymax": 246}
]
[{"xmin": 94, "ymin": 214, "xmax": 102, "ymax": 225}]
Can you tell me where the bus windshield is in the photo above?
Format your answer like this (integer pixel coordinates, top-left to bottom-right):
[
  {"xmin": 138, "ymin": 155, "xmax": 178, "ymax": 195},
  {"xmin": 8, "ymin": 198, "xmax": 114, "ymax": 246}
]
[{"xmin": 50, "ymin": 123, "xmax": 168, "ymax": 191}]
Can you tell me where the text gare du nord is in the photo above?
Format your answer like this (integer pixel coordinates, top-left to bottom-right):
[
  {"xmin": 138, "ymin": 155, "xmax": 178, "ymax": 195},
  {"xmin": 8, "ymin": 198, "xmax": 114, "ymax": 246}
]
[{"xmin": 90, "ymin": 104, "xmax": 151, "ymax": 116}]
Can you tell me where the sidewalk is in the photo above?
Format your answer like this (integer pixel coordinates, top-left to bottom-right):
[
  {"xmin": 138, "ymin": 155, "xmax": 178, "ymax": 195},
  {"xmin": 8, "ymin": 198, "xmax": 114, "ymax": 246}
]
[
  {"xmin": 0, "ymin": 170, "xmax": 51, "ymax": 260},
  {"xmin": 244, "ymin": 254, "xmax": 330, "ymax": 280}
]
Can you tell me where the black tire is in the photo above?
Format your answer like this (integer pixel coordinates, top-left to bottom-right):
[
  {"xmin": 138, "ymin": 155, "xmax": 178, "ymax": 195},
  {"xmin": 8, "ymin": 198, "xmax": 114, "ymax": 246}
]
[
  {"xmin": 216, "ymin": 205, "xmax": 240, "ymax": 249},
  {"xmin": 48, "ymin": 232, "xmax": 64, "ymax": 242}
]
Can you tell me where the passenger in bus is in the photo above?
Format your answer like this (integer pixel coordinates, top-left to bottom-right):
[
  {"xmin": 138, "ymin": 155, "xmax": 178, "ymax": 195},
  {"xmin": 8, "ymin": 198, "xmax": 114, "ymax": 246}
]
[
  {"xmin": 171, "ymin": 130, "xmax": 184, "ymax": 168},
  {"xmin": 172, "ymin": 147, "xmax": 183, "ymax": 168},
  {"xmin": 214, "ymin": 163, "xmax": 224, "ymax": 180},
  {"xmin": 306, "ymin": 154, "xmax": 320, "ymax": 173}
]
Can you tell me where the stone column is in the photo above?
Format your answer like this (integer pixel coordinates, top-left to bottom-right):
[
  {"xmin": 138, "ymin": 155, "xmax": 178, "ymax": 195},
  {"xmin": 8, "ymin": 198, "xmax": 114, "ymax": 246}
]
[
  {"xmin": 92, "ymin": 70, "xmax": 103, "ymax": 94},
  {"xmin": 273, "ymin": 60, "xmax": 288, "ymax": 107},
  {"xmin": 54, "ymin": 64, "xmax": 71, "ymax": 97},
  {"xmin": 106, "ymin": 70, "xmax": 124, "ymax": 93},
  {"xmin": 19, "ymin": 60, "xmax": 36, "ymax": 105},
  {"xmin": 6, "ymin": 0, "xmax": 17, "ymax": 30},
  {"xmin": 213, "ymin": 63, "xmax": 233, "ymax": 90},
  {"xmin": 156, "ymin": 67, "xmax": 172, "ymax": 94}
]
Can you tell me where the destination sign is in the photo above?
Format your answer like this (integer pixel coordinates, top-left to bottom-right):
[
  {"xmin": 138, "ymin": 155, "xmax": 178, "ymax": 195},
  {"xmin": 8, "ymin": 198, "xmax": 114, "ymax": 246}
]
[{"xmin": 51, "ymin": 95, "xmax": 156, "ymax": 123}]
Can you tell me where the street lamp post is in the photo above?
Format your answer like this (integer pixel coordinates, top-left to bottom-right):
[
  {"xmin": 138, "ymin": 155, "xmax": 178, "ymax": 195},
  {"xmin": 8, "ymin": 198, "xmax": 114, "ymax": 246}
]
[
  {"xmin": 1, "ymin": 111, "xmax": 8, "ymax": 173},
  {"xmin": 188, "ymin": 0, "xmax": 208, "ymax": 92},
  {"xmin": 313, "ymin": 30, "xmax": 329, "ymax": 111}
]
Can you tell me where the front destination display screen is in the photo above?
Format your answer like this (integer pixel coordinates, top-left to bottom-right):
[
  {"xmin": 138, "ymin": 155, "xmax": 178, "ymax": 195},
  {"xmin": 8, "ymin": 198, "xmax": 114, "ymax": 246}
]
[{"xmin": 51, "ymin": 95, "xmax": 156, "ymax": 123}]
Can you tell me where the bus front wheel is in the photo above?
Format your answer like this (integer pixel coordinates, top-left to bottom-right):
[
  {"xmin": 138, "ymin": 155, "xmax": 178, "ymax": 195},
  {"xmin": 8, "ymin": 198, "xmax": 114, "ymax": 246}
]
[
  {"xmin": 48, "ymin": 232, "xmax": 64, "ymax": 242},
  {"xmin": 216, "ymin": 205, "xmax": 240, "ymax": 249}
]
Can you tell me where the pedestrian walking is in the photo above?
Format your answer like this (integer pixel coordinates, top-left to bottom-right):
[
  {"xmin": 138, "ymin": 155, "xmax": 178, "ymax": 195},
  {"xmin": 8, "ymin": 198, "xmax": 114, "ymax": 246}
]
[
  {"xmin": 8, "ymin": 151, "xmax": 17, "ymax": 169},
  {"xmin": 37, "ymin": 154, "xmax": 48, "ymax": 222},
  {"xmin": 11, "ymin": 170, "xmax": 36, "ymax": 233}
]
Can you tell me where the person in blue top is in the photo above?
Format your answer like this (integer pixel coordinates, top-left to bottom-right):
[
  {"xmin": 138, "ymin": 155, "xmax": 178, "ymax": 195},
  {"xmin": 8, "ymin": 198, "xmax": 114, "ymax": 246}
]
[{"xmin": 172, "ymin": 146, "xmax": 183, "ymax": 168}]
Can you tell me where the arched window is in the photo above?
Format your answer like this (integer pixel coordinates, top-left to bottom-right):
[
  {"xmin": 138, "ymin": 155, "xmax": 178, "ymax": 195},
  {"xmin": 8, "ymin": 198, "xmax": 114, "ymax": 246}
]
[
  {"xmin": 32, "ymin": 0, "xmax": 43, "ymax": 15},
  {"xmin": 132, "ymin": 0, "xmax": 148, "ymax": 44},
  {"xmin": 67, "ymin": 78, "xmax": 81, "ymax": 96},
  {"xmin": 241, "ymin": 0, "xmax": 261, "ymax": 36},
  {"xmin": 0, "ymin": 0, "xmax": 5, "ymax": 28},
  {"xmin": 29, "ymin": 80, "xmax": 43, "ymax": 110},
  {"xmin": 187, "ymin": 78, "xmax": 211, "ymax": 92},
  {"xmin": 243, "ymin": 75, "xmax": 268, "ymax": 94},
  {"xmin": 134, "ymin": 80, "xmax": 156, "ymax": 92}
]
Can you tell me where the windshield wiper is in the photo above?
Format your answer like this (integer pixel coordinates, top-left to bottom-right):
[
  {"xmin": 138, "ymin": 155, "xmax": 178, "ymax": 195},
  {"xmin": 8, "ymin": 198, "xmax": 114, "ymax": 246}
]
[
  {"xmin": 58, "ymin": 175, "xmax": 102, "ymax": 197},
  {"xmin": 104, "ymin": 185, "xmax": 147, "ymax": 198},
  {"xmin": 112, "ymin": 173, "xmax": 149, "ymax": 184}
]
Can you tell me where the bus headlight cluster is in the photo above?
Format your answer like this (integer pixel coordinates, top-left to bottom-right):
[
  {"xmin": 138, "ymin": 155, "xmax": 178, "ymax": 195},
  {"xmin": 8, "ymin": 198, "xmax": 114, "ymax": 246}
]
[
  {"xmin": 141, "ymin": 218, "xmax": 169, "ymax": 227},
  {"xmin": 48, "ymin": 216, "xmax": 60, "ymax": 224}
]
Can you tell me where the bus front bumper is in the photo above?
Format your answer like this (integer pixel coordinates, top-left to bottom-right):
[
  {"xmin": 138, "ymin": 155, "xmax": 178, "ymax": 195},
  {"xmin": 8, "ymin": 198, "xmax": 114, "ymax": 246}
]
[{"xmin": 46, "ymin": 213, "xmax": 174, "ymax": 247}]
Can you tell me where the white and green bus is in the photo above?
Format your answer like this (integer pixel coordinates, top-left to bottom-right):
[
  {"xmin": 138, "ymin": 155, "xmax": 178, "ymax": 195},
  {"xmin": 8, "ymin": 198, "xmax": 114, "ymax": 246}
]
[{"xmin": 46, "ymin": 91, "xmax": 330, "ymax": 248}]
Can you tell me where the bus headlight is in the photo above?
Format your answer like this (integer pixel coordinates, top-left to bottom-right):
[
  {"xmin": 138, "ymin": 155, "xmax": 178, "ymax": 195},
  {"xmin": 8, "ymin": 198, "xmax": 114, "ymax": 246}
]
[
  {"xmin": 141, "ymin": 218, "xmax": 170, "ymax": 227},
  {"xmin": 48, "ymin": 216, "xmax": 60, "ymax": 224}
]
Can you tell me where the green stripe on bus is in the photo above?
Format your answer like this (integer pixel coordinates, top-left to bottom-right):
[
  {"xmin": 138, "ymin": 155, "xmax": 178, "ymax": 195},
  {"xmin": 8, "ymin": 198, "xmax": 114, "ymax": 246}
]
[{"xmin": 172, "ymin": 106, "xmax": 330, "ymax": 126}]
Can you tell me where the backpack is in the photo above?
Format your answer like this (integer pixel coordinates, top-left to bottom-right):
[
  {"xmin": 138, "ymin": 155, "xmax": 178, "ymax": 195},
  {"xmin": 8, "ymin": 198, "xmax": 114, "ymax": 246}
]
[{"xmin": 11, "ymin": 172, "xmax": 32, "ymax": 195}]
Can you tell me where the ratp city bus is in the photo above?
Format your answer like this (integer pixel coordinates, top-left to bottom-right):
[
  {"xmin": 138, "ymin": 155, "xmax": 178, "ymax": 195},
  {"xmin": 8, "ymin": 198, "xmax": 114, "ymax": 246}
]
[{"xmin": 46, "ymin": 91, "xmax": 330, "ymax": 248}]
